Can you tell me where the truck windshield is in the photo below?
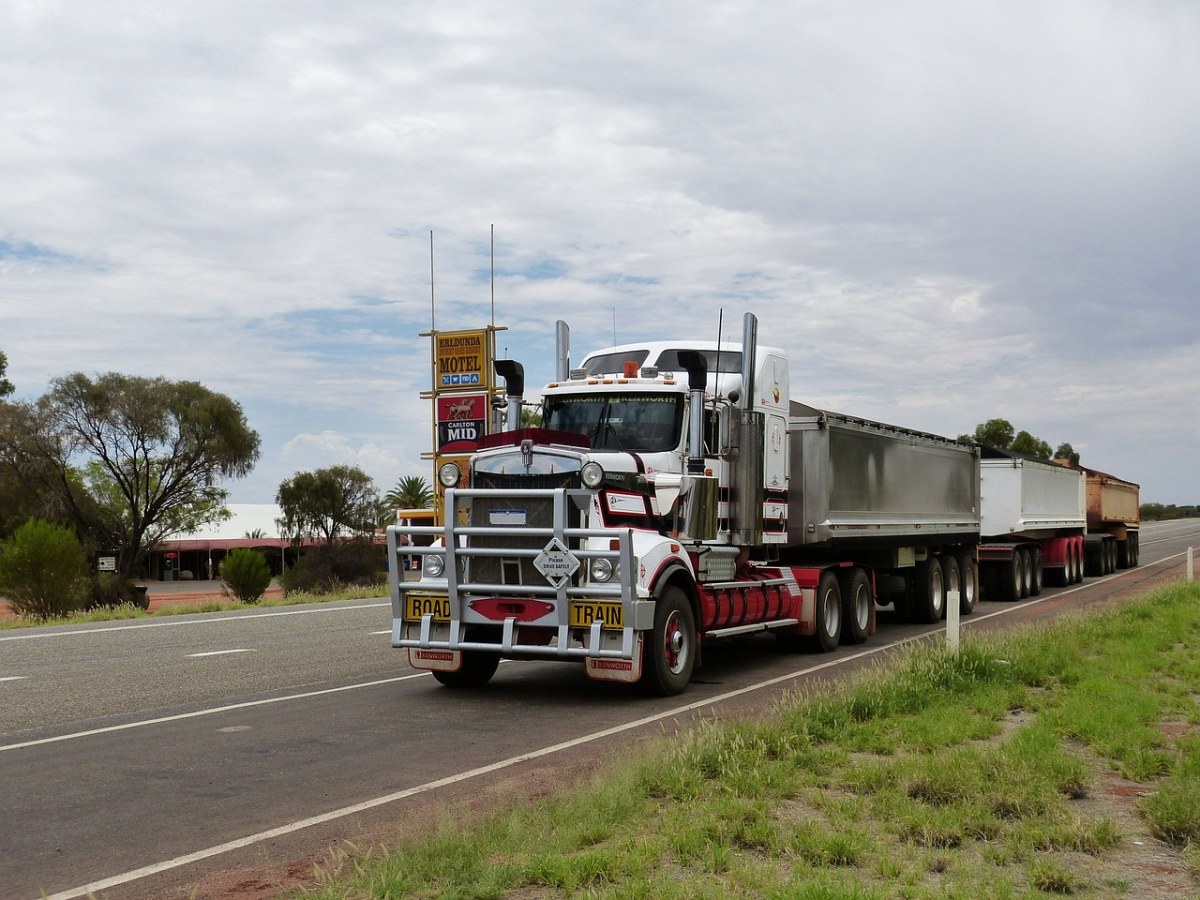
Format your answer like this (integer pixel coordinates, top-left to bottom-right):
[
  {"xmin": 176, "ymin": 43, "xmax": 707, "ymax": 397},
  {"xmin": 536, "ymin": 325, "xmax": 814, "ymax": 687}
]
[{"xmin": 543, "ymin": 393, "xmax": 683, "ymax": 452}]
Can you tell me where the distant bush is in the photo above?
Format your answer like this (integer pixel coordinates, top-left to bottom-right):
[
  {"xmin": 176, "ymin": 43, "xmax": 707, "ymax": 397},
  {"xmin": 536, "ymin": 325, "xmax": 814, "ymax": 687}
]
[
  {"xmin": 89, "ymin": 572, "xmax": 149, "ymax": 610},
  {"xmin": 0, "ymin": 518, "xmax": 90, "ymax": 620},
  {"xmin": 221, "ymin": 548, "xmax": 272, "ymax": 603},
  {"xmin": 280, "ymin": 540, "xmax": 385, "ymax": 596}
]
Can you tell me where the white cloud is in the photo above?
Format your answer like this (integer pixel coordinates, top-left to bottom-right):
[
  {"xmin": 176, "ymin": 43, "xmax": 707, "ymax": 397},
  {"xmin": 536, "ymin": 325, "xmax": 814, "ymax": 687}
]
[{"xmin": 1, "ymin": 0, "xmax": 1197, "ymax": 504}]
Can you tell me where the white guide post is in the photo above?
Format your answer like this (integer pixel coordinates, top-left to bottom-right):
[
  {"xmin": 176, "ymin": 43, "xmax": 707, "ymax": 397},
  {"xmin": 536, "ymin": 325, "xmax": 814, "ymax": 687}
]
[{"xmin": 946, "ymin": 589, "xmax": 960, "ymax": 652}]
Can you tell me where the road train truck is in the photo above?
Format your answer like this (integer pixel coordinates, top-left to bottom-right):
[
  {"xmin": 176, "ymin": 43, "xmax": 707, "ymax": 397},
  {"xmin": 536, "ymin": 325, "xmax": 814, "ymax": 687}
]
[{"xmin": 387, "ymin": 313, "xmax": 981, "ymax": 696}]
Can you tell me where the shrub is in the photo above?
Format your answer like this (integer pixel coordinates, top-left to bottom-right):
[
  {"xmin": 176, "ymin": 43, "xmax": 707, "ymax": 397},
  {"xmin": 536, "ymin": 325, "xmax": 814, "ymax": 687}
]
[
  {"xmin": 280, "ymin": 540, "xmax": 385, "ymax": 595},
  {"xmin": 0, "ymin": 518, "xmax": 91, "ymax": 620},
  {"xmin": 221, "ymin": 548, "xmax": 272, "ymax": 603},
  {"xmin": 89, "ymin": 572, "xmax": 149, "ymax": 610}
]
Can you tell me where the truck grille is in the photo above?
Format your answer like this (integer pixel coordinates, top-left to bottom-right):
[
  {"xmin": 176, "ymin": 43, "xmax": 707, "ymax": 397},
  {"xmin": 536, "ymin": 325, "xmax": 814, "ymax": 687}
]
[{"xmin": 467, "ymin": 472, "xmax": 582, "ymax": 586}]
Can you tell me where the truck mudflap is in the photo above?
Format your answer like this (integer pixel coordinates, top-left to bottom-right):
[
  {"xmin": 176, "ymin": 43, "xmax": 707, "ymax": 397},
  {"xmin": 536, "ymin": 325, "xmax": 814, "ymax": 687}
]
[{"xmin": 387, "ymin": 487, "xmax": 653, "ymax": 666}]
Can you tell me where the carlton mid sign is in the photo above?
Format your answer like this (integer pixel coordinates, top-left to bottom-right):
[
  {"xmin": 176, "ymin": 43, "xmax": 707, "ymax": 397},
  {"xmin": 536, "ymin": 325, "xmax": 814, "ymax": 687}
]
[
  {"xmin": 435, "ymin": 329, "xmax": 490, "ymax": 391},
  {"xmin": 436, "ymin": 392, "xmax": 488, "ymax": 452}
]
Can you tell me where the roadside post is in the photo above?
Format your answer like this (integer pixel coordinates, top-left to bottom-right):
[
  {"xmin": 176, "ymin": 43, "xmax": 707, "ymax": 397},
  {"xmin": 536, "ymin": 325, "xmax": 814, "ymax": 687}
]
[
  {"xmin": 946, "ymin": 589, "xmax": 961, "ymax": 652},
  {"xmin": 1188, "ymin": 547, "xmax": 1194, "ymax": 582}
]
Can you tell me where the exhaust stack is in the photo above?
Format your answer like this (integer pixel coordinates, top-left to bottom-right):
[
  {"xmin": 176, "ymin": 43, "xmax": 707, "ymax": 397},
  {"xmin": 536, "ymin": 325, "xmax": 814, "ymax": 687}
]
[
  {"xmin": 493, "ymin": 359, "xmax": 525, "ymax": 432},
  {"xmin": 731, "ymin": 313, "xmax": 764, "ymax": 546},
  {"xmin": 676, "ymin": 351, "xmax": 708, "ymax": 475},
  {"xmin": 555, "ymin": 320, "xmax": 570, "ymax": 381}
]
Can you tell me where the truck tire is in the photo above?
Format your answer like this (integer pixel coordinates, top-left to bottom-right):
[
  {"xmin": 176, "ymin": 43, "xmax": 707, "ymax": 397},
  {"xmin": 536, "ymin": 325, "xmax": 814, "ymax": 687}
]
[
  {"xmin": 1084, "ymin": 541, "xmax": 1103, "ymax": 578},
  {"xmin": 1130, "ymin": 533, "xmax": 1140, "ymax": 567},
  {"xmin": 807, "ymin": 571, "xmax": 843, "ymax": 651},
  {"xmin": 1107, "ymin": 540, "xmax": 1118, "ymax": 574},
  {"xmin": 838, "ymin": 567, "xmax": 871, "ymax": 645},
  {"xmin": 941, "ymin": 555, "xmax": 961, "ymax": 616},
  {"xmin": 640, "ymin": 586, "xmax": 695, "ymax": 696},
  {"xmin": 998, "ymin": 556, "xmax": 1021, "ymax": 603},
  {"xmin": 432, "ymin": 651, "xmax": 500, "ymax": 688},
  {"xmin": 1071, "ymin": 542, "xmax": 1084, "ymax": 583},
  {"xmin": 1029, "ymin": 548, "xmax": 1043, "ymax": 596},
  {"xmin": 911, "ymin": 558, "xmax": 945, "ymax": 623},
  {"xmin": 1117, "ymin": 538, "xmax": 1130, "ymax": 569},
  {"xmin": 958, "ymin": 554, "xmax": 978, "ymax": 615}
]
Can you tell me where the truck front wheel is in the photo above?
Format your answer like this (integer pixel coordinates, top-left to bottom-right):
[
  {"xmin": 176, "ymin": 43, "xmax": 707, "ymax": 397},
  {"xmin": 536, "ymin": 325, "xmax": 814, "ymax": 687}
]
[
  {"xmin": 641, "ymin": 586, "xmax": 696, "ymax": 696},
  {"xmin": 432, "ymin": 651, "xmax": 500, "ymax": 688}
]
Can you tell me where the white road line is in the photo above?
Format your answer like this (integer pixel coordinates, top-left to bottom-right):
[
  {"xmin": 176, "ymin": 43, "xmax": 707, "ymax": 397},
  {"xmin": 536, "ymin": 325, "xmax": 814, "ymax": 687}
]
[
  {"xmin": 187, "ymin": 649, "xmax": 256, "ymax": 658},
  {"xmin": 0, "ymin": 602, "xmax": 389, "ymax": 642},
  {"xmin": 0, "ymin": 673, "xmax": 429, "ymax": 753},
  {"xmin": 32, "ymin": 552, "xmax": 1196, "ymax": 899},
  {"xmin": 1, "ymin": 676, "xmax": 28, "ymax": 682}
]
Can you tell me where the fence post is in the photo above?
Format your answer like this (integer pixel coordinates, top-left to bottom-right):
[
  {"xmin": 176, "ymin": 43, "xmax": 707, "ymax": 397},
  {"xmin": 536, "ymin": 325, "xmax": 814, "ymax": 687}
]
[
  {"xmin": 1188, "ymin": 547, "xmax": 1194, "ymax": 583},
  {"xmin": 946, "ymin": 589, "xmax": 960, "ymax": 652}
]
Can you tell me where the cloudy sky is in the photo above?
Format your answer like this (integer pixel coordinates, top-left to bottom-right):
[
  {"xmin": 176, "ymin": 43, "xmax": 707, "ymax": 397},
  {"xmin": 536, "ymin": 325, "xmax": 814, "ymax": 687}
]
[{"xmin": 2, "ymin": 1, "xmax": 1197, "ymax": 505}]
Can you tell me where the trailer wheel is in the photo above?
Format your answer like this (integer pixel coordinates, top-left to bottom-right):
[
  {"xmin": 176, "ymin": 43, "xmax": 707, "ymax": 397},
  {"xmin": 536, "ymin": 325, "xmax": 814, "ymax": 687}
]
[
  {"xmin": 1108, "ymin": 540, "xmax": 1118, "ymax": 574},
  {"xmin": 941, "ymin": 555, "xmax": 961, "ymax": 617},
  {"xmin": 1070, "ymin": 542, "xmax": 1084, "ymax": 583},
  {"xmin": 432, "ymin": 651, "xmax": 500, "ymax": 688},
  {"xmin": 1130, "ymin": 533, "xmax": 1140, "ymax": 567},
  {"xmin": 911, "ymin": 558, "xmax": 945, "ymax": 623},
  {"xmin": 1029, "ymin": 548, "xmax": 1043, "ymax": 596},
  {"xmin": 998, "ymin": 555, "xmax": 1021, "ymax": 603},
  {"xmin": 958, "ymin": 554, "xmax": 978, "ymax": 615},
  {"xmin": 640, "ymin": 586, "xmax": 695, "ymax": 696},
  {"xmin": 838, "ymin": 567, "xmax": 871, "ymax": 645}
]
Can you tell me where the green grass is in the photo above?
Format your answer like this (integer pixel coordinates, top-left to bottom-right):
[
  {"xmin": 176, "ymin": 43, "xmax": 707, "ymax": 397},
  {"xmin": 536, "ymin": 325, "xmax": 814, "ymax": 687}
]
[
  {"xmin": 0, "ymin": 582, "xmax": 387, "ymax": 629},
  {"xmin": 297, "ymin": 581, "xmax": 1200, "ymax": 899}
]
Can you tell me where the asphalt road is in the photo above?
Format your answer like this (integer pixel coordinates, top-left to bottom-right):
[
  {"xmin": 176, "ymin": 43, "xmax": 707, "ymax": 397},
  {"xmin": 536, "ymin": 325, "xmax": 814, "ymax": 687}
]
[{"xmin": 3, "ymin": 519, "xmax": 1199, "ymax": 899}]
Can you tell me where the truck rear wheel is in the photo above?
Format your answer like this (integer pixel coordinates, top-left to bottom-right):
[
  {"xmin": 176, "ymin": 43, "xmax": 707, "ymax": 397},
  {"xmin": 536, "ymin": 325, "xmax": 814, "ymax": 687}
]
[
  {"xmin": 911, "ymin": 558, "xmax": 945, "ymax": 623},
  {"xmin": 640, "ymin": 586, "xmax": 695, "ymax": 696},
  {"xmin": 432, "ymin": 651, "xmax": 500, "ymax": 688},
  {"xmin": 801, "ymin": 571, "xmax": 842, "ymax": 651},
  {"xmin": 1029, "ymin": 548, "xmax": 1043, "ymax": 596},
  {"xmin": 838, "ymin": 567, "xmax": 871, "ymax": 645}
]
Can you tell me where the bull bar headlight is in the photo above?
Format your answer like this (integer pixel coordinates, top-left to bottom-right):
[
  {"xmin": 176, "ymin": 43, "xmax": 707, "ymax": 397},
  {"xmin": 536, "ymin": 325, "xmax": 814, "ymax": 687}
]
[
  {"xmin": 589, "ymin": 558, "xmax": 620, "ymax": 583},
  {"xmin": 423, "ymin": 553, "xmax": 446, "ymax": 578}
]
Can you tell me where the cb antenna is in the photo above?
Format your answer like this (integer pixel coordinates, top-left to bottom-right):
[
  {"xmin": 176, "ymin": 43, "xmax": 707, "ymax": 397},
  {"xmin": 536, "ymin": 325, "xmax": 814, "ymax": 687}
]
[
  {"xmin": 713, "ymin": 308, "xmax": 725, "ymax": 398},
  {"xmin": 490, "ymin": 224, "xmax": 495, "ymax": 327},
  {"xmin": 429, "ymin": 230, "xmax": 436, "ymax": 331}
]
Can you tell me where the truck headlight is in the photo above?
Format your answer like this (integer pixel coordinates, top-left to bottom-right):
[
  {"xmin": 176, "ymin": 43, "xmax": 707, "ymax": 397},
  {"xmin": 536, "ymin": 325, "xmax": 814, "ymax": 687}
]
[
  {"xmin": 423, "ymin": 553, "xmax": 446, "ymax": 577},
  {"xmin": 590, "ymin": 558, "xmax": 619, "ymax": 583},
  {"xmin": 580, "ymin": 461, "xmax": 605, "ymax": 489},
  {"xmin": 438, "ymin": 461, "xmax": 461, "ymax": 488}
]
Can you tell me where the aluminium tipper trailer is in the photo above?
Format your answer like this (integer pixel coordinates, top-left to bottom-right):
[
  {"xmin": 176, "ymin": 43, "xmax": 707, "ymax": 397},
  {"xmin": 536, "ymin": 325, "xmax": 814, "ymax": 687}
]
[
  {"xmin": 783, "ymin": 401, "xmax": 981, "ymax": 622},
  {"xmin": 978, "ymin": 448, "xmax": 1087, "ymax": 601}
]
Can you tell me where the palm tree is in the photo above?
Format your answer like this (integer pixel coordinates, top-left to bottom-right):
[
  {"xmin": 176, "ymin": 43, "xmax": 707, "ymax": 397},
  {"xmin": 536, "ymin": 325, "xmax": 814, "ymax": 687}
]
[{"xmin": 385, "ymin": 475, "xmax": 433, "ymax": 510}]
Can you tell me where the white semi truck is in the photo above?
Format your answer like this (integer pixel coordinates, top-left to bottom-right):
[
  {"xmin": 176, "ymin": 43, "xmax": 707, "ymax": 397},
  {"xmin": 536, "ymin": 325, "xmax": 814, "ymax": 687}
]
[{"xmin": 387, "ymin": 313, "xmax": 981, "ymax": 695}]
